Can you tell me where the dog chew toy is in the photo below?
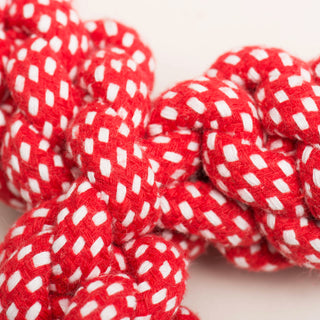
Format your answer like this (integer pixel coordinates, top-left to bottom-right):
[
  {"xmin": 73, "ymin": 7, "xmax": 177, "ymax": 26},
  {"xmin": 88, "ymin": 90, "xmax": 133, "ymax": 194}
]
[
  {"xmin": 0, "ymin": 1, "xmax": 204, "ymax": 319},
  {"xmin": 1, "ymin": 1, "xmax": 320, "ymax": 320}
]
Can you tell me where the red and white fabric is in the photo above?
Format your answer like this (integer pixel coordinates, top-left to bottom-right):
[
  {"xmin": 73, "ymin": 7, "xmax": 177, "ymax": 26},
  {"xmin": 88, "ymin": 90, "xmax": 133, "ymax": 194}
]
[
  {"xmin": 148, "ymin": 46, "xmax": 320, "ymax": 271},
  {"xmin": 0, "ymin": 0, "xmax": 196, "ymax": 319},
  {"xmin": 1, "ymin": 0, "xmax": 320, "ymax": 319}
]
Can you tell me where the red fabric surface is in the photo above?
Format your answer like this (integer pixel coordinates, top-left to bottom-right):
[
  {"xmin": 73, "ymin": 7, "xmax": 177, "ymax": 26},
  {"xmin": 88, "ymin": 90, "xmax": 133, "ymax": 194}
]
[{"xmin": 1, "ymin": 0, "xmax": 320, "ymax": 319}]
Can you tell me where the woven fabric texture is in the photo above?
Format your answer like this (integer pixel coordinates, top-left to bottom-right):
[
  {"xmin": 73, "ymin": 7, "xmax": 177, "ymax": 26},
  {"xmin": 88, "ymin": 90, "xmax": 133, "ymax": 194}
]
[{"xmin": 1, "ymin": 0, "xmax": 320, "ymax": 319}]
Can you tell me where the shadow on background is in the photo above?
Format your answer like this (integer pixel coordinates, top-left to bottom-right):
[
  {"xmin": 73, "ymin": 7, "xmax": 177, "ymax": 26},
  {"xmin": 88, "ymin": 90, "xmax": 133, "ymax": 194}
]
[{"xmin": 184, "ymin": 246, "xmax": 320, "ymax": 320}]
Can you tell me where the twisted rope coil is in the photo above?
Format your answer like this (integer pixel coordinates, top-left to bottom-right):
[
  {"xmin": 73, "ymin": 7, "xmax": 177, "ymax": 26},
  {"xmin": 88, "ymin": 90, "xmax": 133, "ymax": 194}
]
[
  {"xmin": 150, "ymin": 47, "xmax": 320, "ymax": 271},
  {"xmin": 0, "ymin": 0, "xmax": 202, "ymax": 319},
  {"xmin": 1, "ymin": 0, "xmax": 320, "ymax": 319}
]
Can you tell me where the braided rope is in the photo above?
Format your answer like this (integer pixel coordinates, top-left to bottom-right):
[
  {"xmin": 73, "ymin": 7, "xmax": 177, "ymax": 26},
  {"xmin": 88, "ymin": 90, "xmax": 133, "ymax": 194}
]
[
  {"xmin": 149, "ymin": 46, "xmax": 320, "ymax": 270},
  {"xmin": 0, "ymin": 0, "xmax": 199, "ymax": 319},
  {"xmin": 1, "ymin": 1, "xmax": 320, "ymax": 319}
]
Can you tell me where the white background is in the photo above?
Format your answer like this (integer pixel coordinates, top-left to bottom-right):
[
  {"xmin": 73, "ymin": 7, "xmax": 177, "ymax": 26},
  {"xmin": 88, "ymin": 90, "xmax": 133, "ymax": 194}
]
[{"xmin": 2, "ymin": 0, "xmax": 320, "ymax": 318}]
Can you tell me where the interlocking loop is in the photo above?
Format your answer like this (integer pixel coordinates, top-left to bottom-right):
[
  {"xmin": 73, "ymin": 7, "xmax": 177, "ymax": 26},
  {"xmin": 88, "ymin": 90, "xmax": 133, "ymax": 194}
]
[
  {"xmin": 2, "ymin": 0, "xmax": 320, "ymax": 318},
  {"xmin": 0, "ymin": 1, "xmax": 196, "ymax": 319},
  {"xmin": 148, "ymin": 46, "xmax": 320, "ymax": 271}
]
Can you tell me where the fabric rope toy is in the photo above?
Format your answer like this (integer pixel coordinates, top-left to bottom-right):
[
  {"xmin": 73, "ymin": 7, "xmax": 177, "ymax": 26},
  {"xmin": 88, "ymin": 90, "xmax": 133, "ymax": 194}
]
[
  {"xmin": 2, "ymin": 2, "xmax": 320, "ymax": 320},
  {"xmin": 0, "ymin": 0, "xmax": 203, "ymax": 319},
  {"xmin": 148, "ymin": 46, "xmax": 320, "ymax": 271}
]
